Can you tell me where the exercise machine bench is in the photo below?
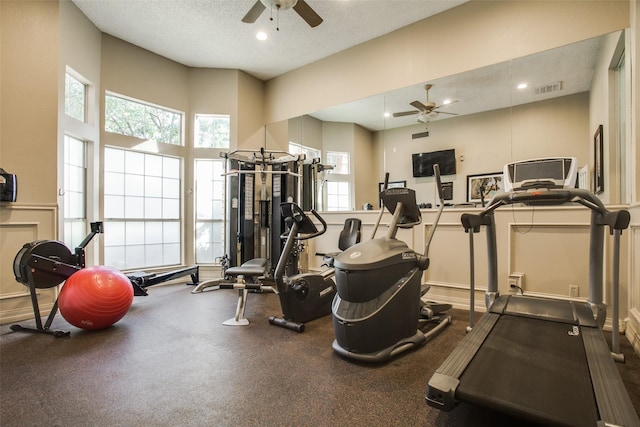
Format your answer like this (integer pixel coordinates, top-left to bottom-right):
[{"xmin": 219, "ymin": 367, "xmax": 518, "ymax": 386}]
[{"xmin": 191, "ymin": 258, "xmax": 275, "ymax": 326}]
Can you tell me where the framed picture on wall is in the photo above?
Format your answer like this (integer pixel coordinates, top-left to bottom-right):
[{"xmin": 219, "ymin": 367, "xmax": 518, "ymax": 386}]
[
  {"xmin": 593, "ymin": 124, "xmax": 604, "ymax": 194},
  {"xmin": 467, "ymin": 172, "xmax": 503, "ymax": 204}
]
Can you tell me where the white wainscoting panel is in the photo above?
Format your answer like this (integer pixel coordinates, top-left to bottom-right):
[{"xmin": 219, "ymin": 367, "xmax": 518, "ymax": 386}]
[{"xmin": 0, "ymin": 205, "xmax": 59, "ymax": 324}]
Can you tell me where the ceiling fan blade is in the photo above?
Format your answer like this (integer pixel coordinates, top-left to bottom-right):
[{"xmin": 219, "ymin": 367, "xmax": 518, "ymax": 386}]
[
  {"xmin": 293, "ymin": 0, "xmax": 323, "ymax": 27},
  {"xmin": 392, "ymin": 111, "xmax": 419, "ymax": 117},
  {"xmin": 436, "ymin": 111, "xmax": 459, "ymax": 116},
  {"xmin": 410, "ymin": 100, "xmax": 428, "ymax": 110},
  {"xmin": 242, "ymin": 1, "xmax": 265, "ymax": 23},
  {"xmin": 433, "ymin": 100, "xmax": 459, "ymax": 109}
]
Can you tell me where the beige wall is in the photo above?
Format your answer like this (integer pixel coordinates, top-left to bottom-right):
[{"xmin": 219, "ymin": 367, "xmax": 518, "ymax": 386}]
[
  {"xmin": 1, "ymin": 1, "xmax": 61, "ymax": 322},
  {"xmin": 1, "ymin": 1, "xmax": 59, "ymax": 205}
]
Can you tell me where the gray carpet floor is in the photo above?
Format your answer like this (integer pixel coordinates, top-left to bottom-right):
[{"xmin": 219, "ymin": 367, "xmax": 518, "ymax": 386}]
[{"xmin": 1, "ymin": 282, "xmax": 639, "ymax": 427}]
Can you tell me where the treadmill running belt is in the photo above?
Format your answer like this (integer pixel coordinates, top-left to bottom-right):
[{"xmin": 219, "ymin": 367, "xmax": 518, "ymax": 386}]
[{"xmin": 457, "ymin": 315, "xmax": 599, "ymax": 427}]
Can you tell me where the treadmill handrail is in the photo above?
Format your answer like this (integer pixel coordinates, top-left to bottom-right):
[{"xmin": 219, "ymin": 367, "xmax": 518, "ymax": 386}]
[
  {"xmin": 464, "ymin": 186, "xmax": 629, "ymax": 325},
  {"xmin": 482, "ymin": 187, "xmax": 608, "ymax": 217}
]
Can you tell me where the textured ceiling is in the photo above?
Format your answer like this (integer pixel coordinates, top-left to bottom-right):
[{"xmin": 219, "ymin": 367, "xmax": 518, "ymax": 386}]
[{"xmin": 72, "ymin": 0, "xmax": 469, "ymax": 81}]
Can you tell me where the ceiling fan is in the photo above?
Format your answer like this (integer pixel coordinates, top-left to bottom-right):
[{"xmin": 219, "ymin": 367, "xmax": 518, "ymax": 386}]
[
  {"xmin": 242, "ymin": 0, "xmax": 323, "ymax": 29},
  {"xmin": 392, "ymin": 84, "xmax": 458, "ymax": 122}
]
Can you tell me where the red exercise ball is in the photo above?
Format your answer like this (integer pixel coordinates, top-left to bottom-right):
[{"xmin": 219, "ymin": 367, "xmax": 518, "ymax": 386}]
[{"xmin": 58, "ymin": 266, "xmax": 134, "ymax": 330}]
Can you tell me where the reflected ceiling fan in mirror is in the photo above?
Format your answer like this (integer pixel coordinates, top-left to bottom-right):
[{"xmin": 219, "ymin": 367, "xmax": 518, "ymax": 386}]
[
  {"xmin": 393, "ymin": 84, "xmax": 458, "ymax": 123},
  {"xmin": 242, "ymin": 0, "xmax": 323, "ymax": 29}
]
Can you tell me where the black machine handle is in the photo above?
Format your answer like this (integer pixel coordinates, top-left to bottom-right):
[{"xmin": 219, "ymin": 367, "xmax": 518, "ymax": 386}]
[
  {"xmin": 371, "ymin": 172, "xmax": 390, "ymax": 239},
  {"xmin": 279, "ymin": 203, "xmax": 327, "ymax": 241},
  {"xmin": 274, "ymin": 204, "xmax": 327, "ymax": 287},
  {"xmin": 302, "ymin": 209, "xmax": 328, "ymax": 240},
  {"xmin": 74, "ymin": 221, "xmax": 104, "ymax": 268}
]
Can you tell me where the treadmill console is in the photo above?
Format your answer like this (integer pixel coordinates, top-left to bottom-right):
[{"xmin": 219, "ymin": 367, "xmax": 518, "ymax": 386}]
[{"xmin": 503, "ymin": 157, "xmax": 577, "ymax": 191}]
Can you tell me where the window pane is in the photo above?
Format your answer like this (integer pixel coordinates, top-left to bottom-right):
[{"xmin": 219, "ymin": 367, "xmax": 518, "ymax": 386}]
[
  {"xmin": 63, "ymin": 135, "xmax": 87, "ymax": 248},
  {"xmin": 105, "ymin": 195, "xmax": 125, "ymax": 218},
  {"xmin": 145, "ymin": 176, "xmax": 162, "ymax": 197},
  {"xmin": 104, "ymin": 221, "xmax": 125, "ymax": 246},
  {"xmin": 289, "ymin": 143, "xmax": 319, "ymax": 160},
  {"xmin": 124, "ymin": 196, "xmax": 144, "ymax": 218},
  {"xmin": 125, "ymin": 151, "xmax": 145, "ymax": 175},
  {"xmin": 326, "ymin": 180, "xmax": 350, "ymax": 211},
  {"xmin": 145, "ymin": 154, "xmax": 163, "ymax": 177},
  {"xmin": 194, "ymin": 159, "xmax": 226, "ymax": 264},
  {"xmin": 145, "ymin": 198, "xmax": 162, "ymax": 217},
  {"xmin": 65, "ymin": 73, "xmax": 85, "ymax": 122},
  {"xmin": 163, "ymin": 199, "xmax": 180, "ymax": 219},
  {"xmin": 104, "ymin": 171, "xmax": 125, "ymax": 195},
  {"xmin": 163, "ymin": 156, "xmax": 180, "ymax": 178},
  {"xmin": 194, "ymin": 114, "xmax": 230, "ymax": 148},
  {"xmin": 67, "ymin": 192, "xmax": 85, "ymax": 218},
  {"xmin": 146, "ymin": 244, "xmax": 163, "ymax": 267},
  {"xmin": 145, "ymin": 222, "xmax": 163, "ymax": 244},
  {"xmin": 163, "ymin": 178, "xmax": 180, "ymax": 198},
  {"xmin": 64, "ymin": 220, "xmax": 86, "ymax": 249},
  {"xmin": 164, "ymin": 243, "xmax": 181, "ymax": 265},
  {"xmin": 104, "ymin": 147, "xmax": 183, "ymax": 269},
  {"xmin": 105, "ymin": 148, "xmax": 125, "ymax": 172},
  {"xmin": 327, "ymin": 151, "xmax": 350, "ymax": 174},
  {"xmin": 104, "ymin": 246, "xmax": 126, "ymax": 270},
  {"xmin": 125, "ymin": 221, "xmax": 145, "ymax": 245},
  {"xmin": 125, "ymin": 174, "xmax": 144, "ymax": 196},
  {"xmin": 126, "ymin": 245, "xmax": 146, "ymax": 268},
  {"xmin": 105, "ymin": 93, "xmax": 183, "ymax": 146}
]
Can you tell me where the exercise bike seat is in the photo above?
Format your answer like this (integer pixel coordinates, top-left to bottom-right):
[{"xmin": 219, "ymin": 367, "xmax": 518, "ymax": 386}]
[
  {"xmin": 225, "ymin": 258, "xmax": 268, "ymax": 278},
  {"xmin": 321, "ymin": 218, "xmax": 362, "ymax": 267}
]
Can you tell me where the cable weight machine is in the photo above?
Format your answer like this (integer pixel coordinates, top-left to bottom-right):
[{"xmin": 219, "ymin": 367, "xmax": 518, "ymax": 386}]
[{"xmin": 222, "ymin": 148, "xmax": 304, "ymax": 275}]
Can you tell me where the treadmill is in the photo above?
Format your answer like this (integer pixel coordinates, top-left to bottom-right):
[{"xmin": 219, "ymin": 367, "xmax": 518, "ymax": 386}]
[{"xmin": 425, "ymin": 158, "xmax": 639, "ymax": 427}]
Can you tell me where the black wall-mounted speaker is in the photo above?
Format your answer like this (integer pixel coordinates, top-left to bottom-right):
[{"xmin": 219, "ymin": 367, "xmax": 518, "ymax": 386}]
[{"xmin": 0, "ymin": 169, "xmax": 17, "ymax": 202}]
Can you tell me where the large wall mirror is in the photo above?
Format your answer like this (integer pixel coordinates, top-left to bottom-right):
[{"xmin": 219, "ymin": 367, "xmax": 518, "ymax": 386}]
[{"xmin": 265, "ymin": 30, "xmax": 628, "ymax": 211}]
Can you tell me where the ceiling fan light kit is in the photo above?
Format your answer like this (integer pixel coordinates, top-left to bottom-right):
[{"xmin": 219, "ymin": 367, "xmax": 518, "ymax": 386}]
[
  {"xmin": 392, "ymin": 84, "xmax": 459, "ymax": 123},
  {"xmin": 242, "ymin": 0, "xmax": 323, "ymax": 29}
]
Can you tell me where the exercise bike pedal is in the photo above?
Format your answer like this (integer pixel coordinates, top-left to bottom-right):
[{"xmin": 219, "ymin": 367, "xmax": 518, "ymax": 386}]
[
  {"xmin": 424, "ymin": 302, "xmax": 452, "ymax": 314},
  {"xmin": 268, "ymin": 316, "xmax": 305, "ymax": 333}
]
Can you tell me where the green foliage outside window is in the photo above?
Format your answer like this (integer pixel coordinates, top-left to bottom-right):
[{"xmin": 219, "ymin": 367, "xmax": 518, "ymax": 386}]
[
  {"xmin": 105, "ymin": 93, "xmax": 182, "ymax": 146},
  {"xmin": 195, "ymin": 114, "xmax": 230, "ymax": 148},
  {"xmin": 65, "ymin": 73, "xmax": 85, "ymax": 122}
]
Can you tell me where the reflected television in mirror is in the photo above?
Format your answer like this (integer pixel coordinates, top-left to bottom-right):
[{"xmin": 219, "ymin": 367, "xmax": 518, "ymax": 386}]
[{"xmin": 412, "ymin": 149, "xmax": 456, "ymax": 177}]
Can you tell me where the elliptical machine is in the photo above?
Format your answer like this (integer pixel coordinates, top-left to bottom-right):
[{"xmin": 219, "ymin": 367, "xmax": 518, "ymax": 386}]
[
  {"xmin": 268, "ymin": 202, "xmax": 338, "ymax": 332},
  {"xmin": 331, "ymin": 166, "xmax": 451, "ymax": 362}
]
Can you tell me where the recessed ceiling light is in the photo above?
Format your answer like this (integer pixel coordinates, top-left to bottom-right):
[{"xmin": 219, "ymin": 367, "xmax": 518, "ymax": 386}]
[
  {"xmin": 256, "ymin": 31, "xmax": 267, "ymax": 41},
  {"xmin": 517, "ymin": 83, "xmax": 528, "ymax": 90},
  {"xmin": 384, "ymin": 112, "xmax": 391, "ymax": 118},
  {"xmin": 443, "ymin": 99, "xmax": 452, "ymax": 105}
]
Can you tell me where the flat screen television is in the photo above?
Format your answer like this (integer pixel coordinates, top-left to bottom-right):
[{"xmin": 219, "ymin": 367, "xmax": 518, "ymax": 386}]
[{"xmin": 412, "ymin": 149, "xmax": 456, "ymax": 177}]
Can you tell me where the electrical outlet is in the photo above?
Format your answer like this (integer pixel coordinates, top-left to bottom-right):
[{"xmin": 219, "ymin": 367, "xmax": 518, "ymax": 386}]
[
  {"xmin": 508, "ymin": 273, "xmax": 525, "ymax": 292},
  {"xmin": 569, "ymin": 285, "xmax": 579, "ymax": 298}
]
